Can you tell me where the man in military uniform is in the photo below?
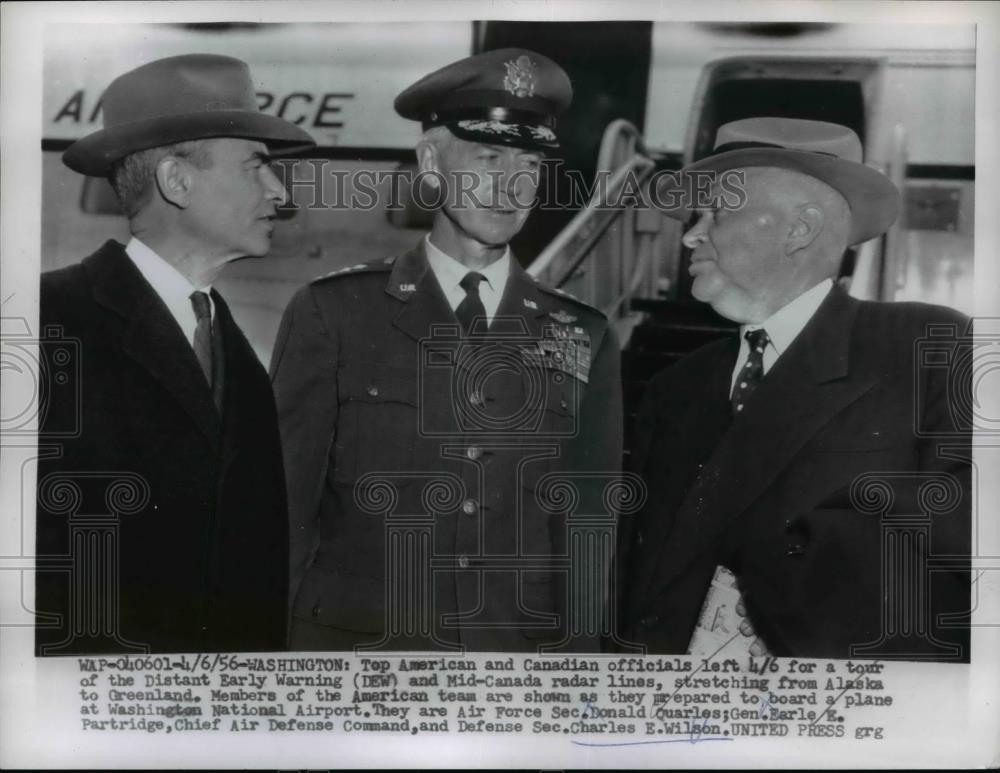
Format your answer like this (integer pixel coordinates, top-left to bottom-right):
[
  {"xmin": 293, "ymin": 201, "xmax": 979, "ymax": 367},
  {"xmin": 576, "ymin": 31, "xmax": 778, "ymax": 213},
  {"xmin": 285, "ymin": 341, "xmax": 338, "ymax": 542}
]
[{"xmin": 271, "ymin": 49, "xmax": 623, "ymax": 652}]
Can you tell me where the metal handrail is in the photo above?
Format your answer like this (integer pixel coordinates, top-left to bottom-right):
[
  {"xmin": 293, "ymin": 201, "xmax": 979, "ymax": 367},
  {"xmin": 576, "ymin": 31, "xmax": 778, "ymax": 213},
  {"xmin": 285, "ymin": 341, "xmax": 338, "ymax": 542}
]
[
  {"xmin": 527, "ymin": 154, "xmax": 654, "ymax": 281},
  {"xmin": 527, "ymin": 120, "xmax": 657, "ymax": 321}
]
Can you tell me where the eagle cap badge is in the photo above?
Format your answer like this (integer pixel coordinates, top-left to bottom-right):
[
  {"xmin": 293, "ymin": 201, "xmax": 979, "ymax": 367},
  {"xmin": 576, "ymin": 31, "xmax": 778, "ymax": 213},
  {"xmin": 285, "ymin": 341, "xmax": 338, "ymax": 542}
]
[{"xmin": 504, "ymin": 55, "xmax": 537, "ymax": 98}]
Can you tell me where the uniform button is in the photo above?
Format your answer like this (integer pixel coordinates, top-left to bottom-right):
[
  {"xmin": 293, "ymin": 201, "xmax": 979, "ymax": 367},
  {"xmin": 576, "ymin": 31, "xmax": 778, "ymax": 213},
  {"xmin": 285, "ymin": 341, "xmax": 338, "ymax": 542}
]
[
  {"xmin": 458, "ymin": 555, "xmax": 470, "ymax": 569},
  {"xmin": 466, "ymin": 446, "xmax": 482, "ymax": 460},
  {"xmin": 559, "ymin": 398, "xmax": 568, "ymax": 410},
  {"xmin": 366, "ymin": 384, "xmax": 379, "ymax": 397},
  {"xmin": 462, "ymin": 499, "xmax": 478, "ymax": 515}
]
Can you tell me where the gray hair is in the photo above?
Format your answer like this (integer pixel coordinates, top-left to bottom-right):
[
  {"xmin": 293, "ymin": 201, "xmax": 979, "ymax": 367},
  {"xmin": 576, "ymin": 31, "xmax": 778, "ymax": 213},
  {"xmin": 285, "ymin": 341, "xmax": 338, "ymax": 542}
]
[{"xmin": 108, "ymin": 140, "xmax": 213, "ymax": 218}]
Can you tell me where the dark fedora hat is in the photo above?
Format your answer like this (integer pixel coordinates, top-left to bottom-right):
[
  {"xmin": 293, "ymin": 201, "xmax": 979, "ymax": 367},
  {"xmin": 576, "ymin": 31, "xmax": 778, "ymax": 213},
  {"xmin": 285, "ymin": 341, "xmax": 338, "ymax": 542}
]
[
  {"xmin": 394, "ymin": 48, "xmax": 572, "ymax": 151},
  {"xmin": 664, "ymin": 117, "xmax": 899, "ymax": 245},
  {"xmin": 63, "ymin": 54, "xmax": 315, "ymax": 176}
]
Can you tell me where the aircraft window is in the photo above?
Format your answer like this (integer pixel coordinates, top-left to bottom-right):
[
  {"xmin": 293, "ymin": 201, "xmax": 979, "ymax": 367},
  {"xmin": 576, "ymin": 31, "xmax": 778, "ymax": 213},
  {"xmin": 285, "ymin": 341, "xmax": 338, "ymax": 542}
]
[{"xmin": 694, "ymin": 78, "xmax": 866, "ymax": 162}]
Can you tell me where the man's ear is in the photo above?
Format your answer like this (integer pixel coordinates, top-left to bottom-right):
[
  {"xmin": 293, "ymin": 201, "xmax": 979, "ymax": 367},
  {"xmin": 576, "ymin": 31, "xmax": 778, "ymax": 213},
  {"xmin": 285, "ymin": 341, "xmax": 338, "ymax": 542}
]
[
  {"xmin": 415, "ymin": 139, "xmax": 441, "ymax": 188},
  {"xmin": 785, "ymin": 204, "xmax": 825, "ymax": 255},
  {"xmin": 153, "ymin": 155, "xmax": 193, "ymax": 209}
]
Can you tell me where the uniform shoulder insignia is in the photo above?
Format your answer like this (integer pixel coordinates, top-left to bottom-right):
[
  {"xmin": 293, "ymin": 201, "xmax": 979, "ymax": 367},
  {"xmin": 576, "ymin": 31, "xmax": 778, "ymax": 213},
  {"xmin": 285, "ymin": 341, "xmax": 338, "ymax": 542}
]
[
  {"xmin": 314, "ymin": 257, "xmax": 394, "ymax": 283},
  {"xmin": 533, "ymin": 282, "xmax": 607, "ymax": 319}
]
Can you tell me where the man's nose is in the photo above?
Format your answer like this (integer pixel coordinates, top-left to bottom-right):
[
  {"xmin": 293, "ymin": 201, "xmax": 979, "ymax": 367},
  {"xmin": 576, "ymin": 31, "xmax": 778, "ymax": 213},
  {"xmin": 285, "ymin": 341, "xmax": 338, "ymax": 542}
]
[
  {"xmin": 262, "ymin": 165, "xmax": 289, "ymax": 206},
  {"xmin": 498, "ymin": 165, "xmax": 536, "ymax": 208},
  {"xmin": 682, "ymin": 214, "xmax": 710, "ymax": 248}
]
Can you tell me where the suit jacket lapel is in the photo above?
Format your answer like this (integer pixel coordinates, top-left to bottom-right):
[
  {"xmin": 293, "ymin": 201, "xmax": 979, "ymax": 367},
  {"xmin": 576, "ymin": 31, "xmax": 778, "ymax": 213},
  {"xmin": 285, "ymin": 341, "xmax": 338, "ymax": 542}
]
[
  {"xmin": 83, "ymin": 241, "xmax": 220, "ymax": 445},
  {"xmin": 645, "ymin": 287, "xmax": 876, "ymax": 597},
  {"xmin": 494, "ymin": 259, "xmax": 550, "ymax": 338},
  {"xmin": 213, "ymin": 290, "xmax": 266, "ymax": 467},
  {"xmin": 386, "ymin": 241, "xmax": 458, "ymax": 342},
  {"xmin": 628, "ymin": 339, "xmax": 735, "ymax": 604}
]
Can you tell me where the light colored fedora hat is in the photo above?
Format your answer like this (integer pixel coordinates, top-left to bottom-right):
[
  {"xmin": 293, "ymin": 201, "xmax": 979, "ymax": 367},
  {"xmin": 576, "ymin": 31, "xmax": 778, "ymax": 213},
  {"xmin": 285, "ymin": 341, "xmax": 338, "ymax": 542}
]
[
  {"xmin": 63, "ymin": 54, "xmax": 315, "ymax": 176},
  {"xmin": 665, "ymin": 117, "xmax": 899, "ymax": 245}
]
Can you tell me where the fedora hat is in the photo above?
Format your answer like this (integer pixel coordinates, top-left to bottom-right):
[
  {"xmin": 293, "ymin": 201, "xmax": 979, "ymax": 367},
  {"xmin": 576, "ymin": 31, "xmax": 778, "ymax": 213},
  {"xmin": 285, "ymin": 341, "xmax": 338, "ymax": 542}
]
[
  {"xmin": 664, "ymin": 117, "xmax": 899, "ymax": 245},
  {"xmin": 63, "ymin": 54, "xmax": 315, "ymax": 176}
]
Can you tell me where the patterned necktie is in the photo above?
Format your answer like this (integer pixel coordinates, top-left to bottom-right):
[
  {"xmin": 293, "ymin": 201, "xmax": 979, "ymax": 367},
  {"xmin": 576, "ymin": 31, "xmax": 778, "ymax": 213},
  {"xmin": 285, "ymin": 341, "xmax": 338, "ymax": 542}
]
[
  {"xmin": 190, "ymin": 290, "xmax": 214, "ymax": 388},
  {"xmin": 455, "ymin": 271, "xmax": 488, "ymax": 336},
  {"xmin": 731, "ymin": 328, "xmax": 770, "ymax": 416}
]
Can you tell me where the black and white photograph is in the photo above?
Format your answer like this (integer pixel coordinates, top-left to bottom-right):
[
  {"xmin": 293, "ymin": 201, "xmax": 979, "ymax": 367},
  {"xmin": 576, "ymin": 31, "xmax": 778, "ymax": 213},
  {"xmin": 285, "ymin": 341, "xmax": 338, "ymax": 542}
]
[{"xmin": 2, "ymin": 0, "xmax": 999, "ymax": 768}]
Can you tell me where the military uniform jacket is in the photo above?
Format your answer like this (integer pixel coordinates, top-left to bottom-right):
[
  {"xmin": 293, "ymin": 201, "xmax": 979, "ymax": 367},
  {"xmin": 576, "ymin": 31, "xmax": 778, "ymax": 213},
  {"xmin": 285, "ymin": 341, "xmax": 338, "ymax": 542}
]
[
  {"xmin": 36, "ymin": 241, "xmax": 289, "ymax": 655},
  {"xmin": 621, "ymin": 287, "xmax": 971, "ymax": 660},
  {"xmin": 271, "ymin": 240, "xmax": 622, "ymax": 651}
]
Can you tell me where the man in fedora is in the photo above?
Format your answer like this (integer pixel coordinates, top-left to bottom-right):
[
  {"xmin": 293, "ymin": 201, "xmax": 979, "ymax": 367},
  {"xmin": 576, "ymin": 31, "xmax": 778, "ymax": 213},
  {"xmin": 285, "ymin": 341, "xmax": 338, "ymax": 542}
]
[
  {"xmin": 35, "ymin": 54, "xmax": 315, "ymax": 654},
  {"xmin": 271, "ymin": 49, "xmax": 622, "ymax": 651},
  {"xmin": 622, "ymin": 117, "xmax": 971, "ymax": 660}
]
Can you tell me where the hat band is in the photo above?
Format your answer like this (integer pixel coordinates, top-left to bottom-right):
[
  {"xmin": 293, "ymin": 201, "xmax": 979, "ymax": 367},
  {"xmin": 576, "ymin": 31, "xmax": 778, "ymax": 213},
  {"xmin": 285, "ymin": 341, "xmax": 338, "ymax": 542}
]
[
  {"xmin": 710, "ymin": 140, "xmax": 839, "ymax": 158},
  {"xmin": 427, "ymin": 106, "xmax": 556, "ymax": 129}
]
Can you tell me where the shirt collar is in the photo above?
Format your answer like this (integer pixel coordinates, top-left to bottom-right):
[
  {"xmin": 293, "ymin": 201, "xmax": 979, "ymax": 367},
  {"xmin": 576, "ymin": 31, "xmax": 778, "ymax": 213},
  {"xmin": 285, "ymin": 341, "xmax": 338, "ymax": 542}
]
[
  {"xmin": 424, "ymin": 235, "xmax": 511, "ymax": 294},
  {"xmin": 124, "ymin": 236, "xmax": 212, "ymax": 301},
  {"xmin": 742, "ymin": 278, "xmax": 833, "ymax": 356}
]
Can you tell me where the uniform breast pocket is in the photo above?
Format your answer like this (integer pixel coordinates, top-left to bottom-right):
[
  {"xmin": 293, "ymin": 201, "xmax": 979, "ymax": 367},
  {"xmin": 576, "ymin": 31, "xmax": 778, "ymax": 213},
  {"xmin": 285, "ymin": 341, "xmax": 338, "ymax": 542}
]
[
  {"xmin": 530, "ymin": 368, "xmax": 581, "ymax": 437},
  {"xmin": 331, "ymin": 362, "xmax": 420, "ymax": 486},
  {"xmin": 518, "ymin": 454, "xmax": 564, "ymax": 559}
]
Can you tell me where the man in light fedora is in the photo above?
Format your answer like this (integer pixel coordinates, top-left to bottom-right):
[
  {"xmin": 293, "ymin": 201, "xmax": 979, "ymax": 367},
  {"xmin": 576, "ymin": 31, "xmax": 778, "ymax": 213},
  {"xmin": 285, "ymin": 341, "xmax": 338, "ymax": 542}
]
[
  {"xmin": 622, "ymin": 117, "xmax": 971, "ymax": 661},
  {"xmin": 35, "ymin": 54, "xmax": 315, "ymax": 655}
]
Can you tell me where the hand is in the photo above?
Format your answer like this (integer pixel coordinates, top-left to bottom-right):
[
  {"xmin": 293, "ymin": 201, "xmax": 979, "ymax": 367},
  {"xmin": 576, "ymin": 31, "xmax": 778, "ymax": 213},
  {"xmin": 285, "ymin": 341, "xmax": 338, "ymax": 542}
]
[{"xmin": 735, "ymin": 596, "xmax": 770, "ymax": 656}]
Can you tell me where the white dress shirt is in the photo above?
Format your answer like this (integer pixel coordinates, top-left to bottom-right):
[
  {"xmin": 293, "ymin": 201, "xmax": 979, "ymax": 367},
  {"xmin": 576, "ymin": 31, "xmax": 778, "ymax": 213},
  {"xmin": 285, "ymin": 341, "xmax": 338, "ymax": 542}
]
[
  {"xmin": 424, "ymin": 235, "xmax": 511, "ymax": 326},
  {"xmin": 125, "ymin": 237, "xmax": 214, "ymax": 348},
  {"xmin": 729, "ymin": 278, "xmax": 833, "ymax": 395}
]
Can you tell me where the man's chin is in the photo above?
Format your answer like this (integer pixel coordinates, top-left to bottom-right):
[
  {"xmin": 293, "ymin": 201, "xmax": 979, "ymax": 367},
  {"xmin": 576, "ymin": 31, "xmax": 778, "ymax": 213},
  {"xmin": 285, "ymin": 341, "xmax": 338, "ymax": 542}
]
[
  {"xmin": 691, "ymin": 280, "xmax": 745, "ymax": 323},
  {"xmin": 690, "ymin": 275, "xmax": 721, "ymax": 304},
  {"xmin": 231, "ymin": 244, "xmax": 271, "ymax": 262},
  {"xmin": 473, "ymin": 227, "xmax": 521, "ymax": 248}
]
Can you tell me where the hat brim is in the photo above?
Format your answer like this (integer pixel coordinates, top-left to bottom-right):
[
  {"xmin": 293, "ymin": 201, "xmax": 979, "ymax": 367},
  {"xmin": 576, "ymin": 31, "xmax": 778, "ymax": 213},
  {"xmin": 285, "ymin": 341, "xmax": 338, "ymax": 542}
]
[
  {"xmin": 661, "ymin": 147, "xmax": 900, "ymax": 246},
  {"xmin": 446, "ymin": 120, "xmax": 559, "ymax": 151},
  {"xmin": 63, "ymin": 111, "xmax": 316, "ymax": 176}
]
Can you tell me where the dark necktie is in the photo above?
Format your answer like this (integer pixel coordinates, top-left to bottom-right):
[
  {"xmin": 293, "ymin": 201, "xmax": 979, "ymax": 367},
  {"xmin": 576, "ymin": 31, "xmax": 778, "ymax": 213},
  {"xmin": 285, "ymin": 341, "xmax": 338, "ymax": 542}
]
[
  {"xmin": 455, "ymin": 271, "xmax": 488, "ymax": 336},
  {"xmin": 731, "ymin": 328, "xmax": 770, "ymax": 416},
  {"xmin": 190, "ymin": 291, "xmax": 213, "ymax": 385}
]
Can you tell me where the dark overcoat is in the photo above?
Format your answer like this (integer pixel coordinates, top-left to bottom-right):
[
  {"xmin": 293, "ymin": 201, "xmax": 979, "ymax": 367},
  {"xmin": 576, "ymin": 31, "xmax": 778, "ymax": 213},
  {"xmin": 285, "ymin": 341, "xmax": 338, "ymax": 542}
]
[
  {"xmin": 35, "ymin": 240, "xmax": 289, "ymax": 655},
  {"xmin": 621, "ymin": 287, "xmax": 971, "ymax": 661}
]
